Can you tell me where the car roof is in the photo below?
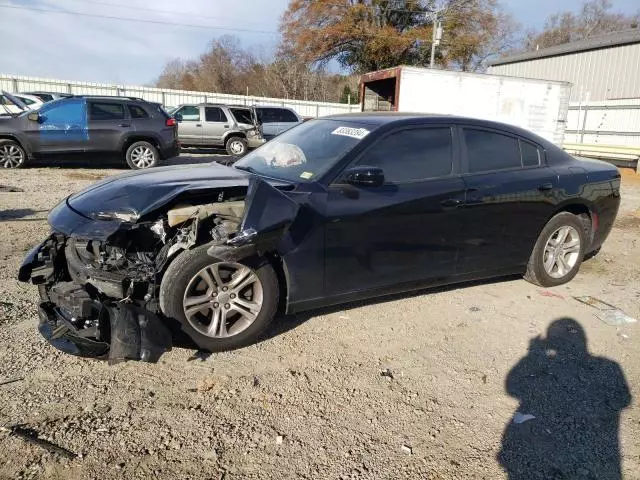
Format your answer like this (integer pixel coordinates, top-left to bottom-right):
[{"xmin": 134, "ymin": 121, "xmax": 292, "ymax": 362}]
[
  {"xmin": 323, "ymin": 112, "xmax": 556, "ymax": 148},
  {"xmin": 66, "ymin": 95, "xmax": 151, "ymax": 102}
]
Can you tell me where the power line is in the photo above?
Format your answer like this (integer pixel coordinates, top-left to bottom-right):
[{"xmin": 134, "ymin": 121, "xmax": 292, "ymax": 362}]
[
  {"xmin": 0, "ymin": 2, "xmax": 493, "ymax": 48},
  {"xmin": 0, "ymin": 3, "xmax": 280, "ymax": 35},
  {"xmin": 60, "ymin": 0, "xmax": 270, "ymax": 28},
  {"xmin": 322, "ymin": 1, "xmax": 432, "ymax": 15}
]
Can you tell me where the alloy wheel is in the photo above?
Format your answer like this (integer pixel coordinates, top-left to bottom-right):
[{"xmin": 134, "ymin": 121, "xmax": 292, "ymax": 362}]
[
  {"xmin": 183, "ymin": 262, "xmax": 264, "ymax": 338},
  {"xmin": 0, "ymin": 144, "xmax": 25, "ymax": 168},
  {"xmin": 543, "ymin": 226, "xmax": 581, "ymax": 279},
  {"xmin": 130, "ymin": 146, "xmax": 155, "ymax": 168}
]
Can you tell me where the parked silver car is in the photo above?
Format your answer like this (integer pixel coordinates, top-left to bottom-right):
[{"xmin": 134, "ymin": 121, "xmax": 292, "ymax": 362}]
[
  {"xmin": 254, "ymin": 106, "xmax": 303, "ymax": 139},
  {"xmin": 172, "ymin": 103, "xmax": 265, "ymax": 156}
]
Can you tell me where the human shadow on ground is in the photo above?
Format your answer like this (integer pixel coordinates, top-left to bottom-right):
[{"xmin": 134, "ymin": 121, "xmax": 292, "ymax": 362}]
[{"xmin": 498, "ymin": 318, "xmax": 632, "ymax": 480}]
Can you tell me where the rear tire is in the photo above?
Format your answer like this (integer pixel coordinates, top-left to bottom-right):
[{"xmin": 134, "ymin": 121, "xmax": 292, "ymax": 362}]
[
  {"xmin": 159, "ymin": 244, "xmax": 279, "ymax": 352},
  {"xmin": 225, "ymin": 136, "xmax": 248, "ymax": 157},
  {"xmin": 524, "ymin": 212, "xmax": 586, "ymax": 287},
  {"xmin": 0, "ymin": 139, "xmax": 27, "ymax": 169},
  {"xmin": 125, "ymin": 141, "xmax": 158, "ymax": 169}
]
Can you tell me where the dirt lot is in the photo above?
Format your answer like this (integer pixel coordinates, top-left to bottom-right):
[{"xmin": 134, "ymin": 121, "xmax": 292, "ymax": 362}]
[{"xmin": 1, "ymin": 157, "xmax": 639, "ymax": 479}]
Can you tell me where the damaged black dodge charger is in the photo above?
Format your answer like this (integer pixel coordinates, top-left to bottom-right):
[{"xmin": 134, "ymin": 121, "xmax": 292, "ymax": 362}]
[{"xmin": 19, "ymin": 114, "xmax": 621, "ymax": 362}]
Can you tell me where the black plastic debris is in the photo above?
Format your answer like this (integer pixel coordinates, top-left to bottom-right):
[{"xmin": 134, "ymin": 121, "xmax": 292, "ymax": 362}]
[{"xmin": 0, "ymin": 425, "xmax": 77, "ymax": 459}]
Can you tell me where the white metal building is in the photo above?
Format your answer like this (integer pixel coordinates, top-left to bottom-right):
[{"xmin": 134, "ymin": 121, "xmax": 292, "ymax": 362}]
[{"xmin": 488, "ymin": 29, "xmax": 640, "ymax": 102}]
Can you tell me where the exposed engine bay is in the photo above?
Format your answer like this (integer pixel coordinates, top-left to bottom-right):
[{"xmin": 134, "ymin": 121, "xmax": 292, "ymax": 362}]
[{"xmin": 19, "ymin": 176, "xmax": 299, "ymax": 364}]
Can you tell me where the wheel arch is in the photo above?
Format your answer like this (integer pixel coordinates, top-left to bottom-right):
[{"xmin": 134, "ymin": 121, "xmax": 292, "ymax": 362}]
[
  {"xmin": 121, "ymin": 135, "xmax": 162, "ymax": 153},
  {"xmin": 548, "ymin": 202, "xmax": 595, "ymax": 250},
  {"xmin": 222, "ymin": 131, "xmax": 247, "ymax": 145},
  {"xmin": 0, "ymin": 134, "xmax": 32, "ymax": 157}
]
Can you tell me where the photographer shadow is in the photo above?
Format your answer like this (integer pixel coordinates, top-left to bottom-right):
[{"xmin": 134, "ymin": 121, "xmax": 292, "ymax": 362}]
[{"xmin": 498, "ymin": 318, "xmax": 632, "ymax": 479}]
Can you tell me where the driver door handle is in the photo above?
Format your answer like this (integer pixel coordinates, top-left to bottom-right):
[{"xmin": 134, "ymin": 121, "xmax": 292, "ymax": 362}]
[
  {"xmin": 538, "ymin": 183, "xmax": 553, "ymax": 191},
  {"xmin": 118, "ymin": 123, "xmax": 130, "ymax": 127}
]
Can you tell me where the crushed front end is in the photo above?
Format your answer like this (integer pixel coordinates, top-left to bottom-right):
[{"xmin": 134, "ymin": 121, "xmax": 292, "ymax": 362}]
[
  {"xmin": 18, "ymin": 203, "xmax": 175, "ymax": 363},
  {"xmin": 18, "ymin": 166, "xmax": 299, "ymax": 363}
]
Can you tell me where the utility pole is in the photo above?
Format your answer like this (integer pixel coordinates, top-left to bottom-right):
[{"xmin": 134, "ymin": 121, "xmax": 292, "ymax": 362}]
[{"xmin": 429, "ymin": 10, "xmax": 443, "ymax": 68}]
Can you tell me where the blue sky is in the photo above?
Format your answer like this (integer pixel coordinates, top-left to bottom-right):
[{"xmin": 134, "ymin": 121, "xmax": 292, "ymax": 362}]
[{"xmin": 1, "ymin": 0, "xmax": 639, "ymax": 85}]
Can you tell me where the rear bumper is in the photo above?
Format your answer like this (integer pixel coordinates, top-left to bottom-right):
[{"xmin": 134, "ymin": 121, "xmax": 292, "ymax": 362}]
[
  {"xmin": 160, "ymin": 141, "xmax": 180, "ymax": 159},
  {"xmin": 247, "ymin": 137, "xmax": 266, "ymax": 149}
]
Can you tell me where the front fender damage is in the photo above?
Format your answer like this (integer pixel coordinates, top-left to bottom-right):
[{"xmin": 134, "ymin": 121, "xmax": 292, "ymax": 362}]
[{"xmin": 207, "ymin": 177, "xmax": 300, "ymax": 261}]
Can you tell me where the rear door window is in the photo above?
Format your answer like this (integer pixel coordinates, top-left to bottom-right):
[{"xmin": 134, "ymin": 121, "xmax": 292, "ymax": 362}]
[
  {"xmin": 89, "ymin": 102, "xmax": 125, "ymax": 121},
  {"xmin": 520, "ymin": 140, "xmax": 542, "ymax": 167},
  {"xmin": 463, "ymin": 128, "xmax": 521, "ymax": 173},
  {"xmin": 205, "ymin": 107, "xmax": 228, "ymax": 123},
  {"xmin": 128, "ymin": 105, "xmax": 149, "ymax": 119}
]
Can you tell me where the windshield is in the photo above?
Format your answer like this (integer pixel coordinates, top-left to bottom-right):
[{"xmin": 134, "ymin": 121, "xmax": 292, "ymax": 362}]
[{"xmin": 234, "ymin": 119, "xmax": 374, "ymax": 183}]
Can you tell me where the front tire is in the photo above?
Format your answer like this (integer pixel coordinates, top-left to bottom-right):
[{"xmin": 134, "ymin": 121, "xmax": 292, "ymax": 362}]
[
  {"xmin": 225, "ymin": 136, "xmax": 248, "ymax": 157},
  {"xmin": 125, "ymin": 141, "xmax": 159, "ymax": 169},
  {"xmin": 524, "ymin": 212, "xmax": 587, "ymax": 287},
  {"xmin": 159, "ymin": 244, "xmax": 279, "ymax": 352},
  {"xmin": 0, "ymin": 139, "xmax": 27, "ymax": 169}
]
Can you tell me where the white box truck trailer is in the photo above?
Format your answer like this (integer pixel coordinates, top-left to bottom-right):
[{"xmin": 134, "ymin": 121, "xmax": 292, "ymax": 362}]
[{"xmin": 360, "ymin": 66, "xmax": 572, "ymax": 145}]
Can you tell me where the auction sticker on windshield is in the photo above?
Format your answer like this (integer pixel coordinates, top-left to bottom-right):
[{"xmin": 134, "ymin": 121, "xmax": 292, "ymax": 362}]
[{"xmin": 331, "ymin": 126, "xmax": 370, "ymax": 140}]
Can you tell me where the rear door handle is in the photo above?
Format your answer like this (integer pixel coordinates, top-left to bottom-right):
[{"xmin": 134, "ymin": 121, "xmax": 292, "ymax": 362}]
[
  {"xmin": 224, "ymin": 124, "xmax": 229, "ymax": 128},
  {"xmin": 440, "ymin": 198, "xmax": 462, "ymax": 209},
  {"xmin": 195, "ymin": 124, "xmax": 202, "ymax": 127},
  {"xmin": 118, "ymin": 123, "xmax": 130, "ymax": 127},
  {"xmin": 538, "ymin": 183, "xmax": 553, "ymax": 191}
]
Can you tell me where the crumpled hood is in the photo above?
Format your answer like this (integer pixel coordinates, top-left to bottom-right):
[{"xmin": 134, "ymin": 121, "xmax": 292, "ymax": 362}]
[{"xmin": 68, "ymin": 162, "xmax": 252, "ymax": 219}]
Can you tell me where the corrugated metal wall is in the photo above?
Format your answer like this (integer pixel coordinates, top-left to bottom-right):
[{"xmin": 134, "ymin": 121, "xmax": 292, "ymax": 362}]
[
  {"xmin": 565, "ymin": 98, "xmax": 640, "ymax": 146},
  {"xmin": 488, "ymin": 43, "xmax": 640, "ymax": 102},
  {"xmin": 0, "ymin": 74, "xmax": 360, "ymax": 118}
]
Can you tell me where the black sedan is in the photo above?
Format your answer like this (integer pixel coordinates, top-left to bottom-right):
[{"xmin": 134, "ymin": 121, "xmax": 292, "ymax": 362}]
[{"xmin": 18, "ymin": 113, "xmax": 621, "ymax": 362}]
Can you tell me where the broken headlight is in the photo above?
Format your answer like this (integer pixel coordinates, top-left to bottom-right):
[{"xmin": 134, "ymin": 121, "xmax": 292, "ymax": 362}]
[{"xmin": 91, "ymin": 209, "xmax": 140, "ymax": 223}]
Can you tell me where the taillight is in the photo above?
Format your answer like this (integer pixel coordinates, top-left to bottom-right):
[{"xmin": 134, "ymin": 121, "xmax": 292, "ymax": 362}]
[{"xmin": 166, "ymin": 118, "xmax": 177, "ymax": 127}]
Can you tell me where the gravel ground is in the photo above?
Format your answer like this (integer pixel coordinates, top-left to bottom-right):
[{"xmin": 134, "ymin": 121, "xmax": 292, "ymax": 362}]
[{"xmin": 0, "ymin": 156, "xmax": 639, "ymax": 479}]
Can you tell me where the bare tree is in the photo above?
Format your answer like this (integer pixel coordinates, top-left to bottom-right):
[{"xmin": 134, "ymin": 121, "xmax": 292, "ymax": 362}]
[{"xmin": 524, "ymin": 0, "xmax": 640, "ymax": 51}]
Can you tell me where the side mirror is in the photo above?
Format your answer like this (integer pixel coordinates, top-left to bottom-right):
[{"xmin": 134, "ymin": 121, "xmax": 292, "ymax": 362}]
[
  {"xmin": 27, "ymin": 112, "xmax": 40, "ymax": 122},
  {"xmin": 174, "ymin": 113, "xmax": 183, "ymax": 122},
  {"xmin": 344, "ymin": 166, "xmax": 385, "ymax": 187}
]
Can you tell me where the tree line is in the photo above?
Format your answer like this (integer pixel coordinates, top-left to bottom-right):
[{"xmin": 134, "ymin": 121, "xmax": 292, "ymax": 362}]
[{"xmin": 156, "ymin": 0, "xmax": 639, "ymax": 103}]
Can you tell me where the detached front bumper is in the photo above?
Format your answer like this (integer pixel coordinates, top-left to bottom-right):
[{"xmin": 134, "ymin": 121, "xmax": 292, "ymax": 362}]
[{"xmin": 18, "ymin": 229, "xmax": 173, "ymax": 363}]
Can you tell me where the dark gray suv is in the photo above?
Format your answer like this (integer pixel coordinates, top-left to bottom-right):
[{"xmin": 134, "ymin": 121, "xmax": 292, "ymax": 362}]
[{"xmin": 0, "ymin": 95, "xmax": 179, "ymax": 169}]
